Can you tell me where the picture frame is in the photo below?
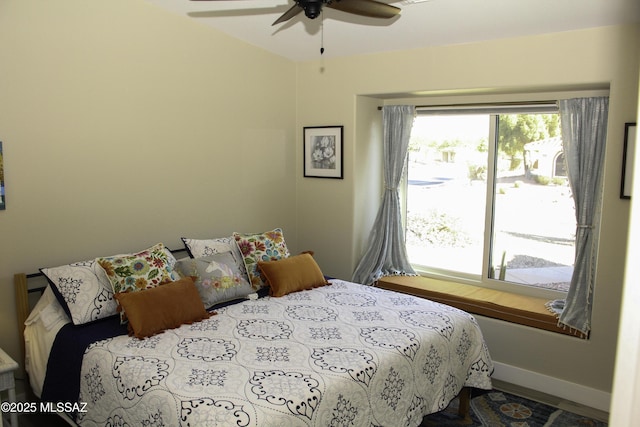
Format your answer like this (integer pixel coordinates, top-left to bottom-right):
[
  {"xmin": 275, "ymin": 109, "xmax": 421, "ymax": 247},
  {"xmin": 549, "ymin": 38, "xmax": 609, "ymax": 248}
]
[
  {"xmin": 303, "ymin": 126, "xmax": 343, "ymax": 179},
  {"xmin": 0, "ymin": 141, "xmax": 5, "ymax": 210},
  {"xmin": 620, "ymin": 122, "xmax": 636, "ymax": 199}
]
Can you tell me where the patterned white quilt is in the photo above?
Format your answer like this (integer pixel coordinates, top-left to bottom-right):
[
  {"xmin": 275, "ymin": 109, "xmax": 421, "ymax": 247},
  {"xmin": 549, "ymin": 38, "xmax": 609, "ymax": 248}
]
[{"xmin": 76, "ymin": 279, "xmax": 493, "ymax": 426}]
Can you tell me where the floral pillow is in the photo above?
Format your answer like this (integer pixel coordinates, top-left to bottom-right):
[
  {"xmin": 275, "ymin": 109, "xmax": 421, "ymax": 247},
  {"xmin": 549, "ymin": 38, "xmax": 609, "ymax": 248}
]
[
  {"xmin": 173, "ymin": 252, "xmax": 254, "ymax": 309},
  {"xmin": 40, "ymin": 260, "xmax": 118, "ymax": 325},
  {"xmin": 233, "ymin": 228, "xmax": 291, "ymax": 289},
  {"xmin": 96, "ymin": 243, "xmax": 178, "ymax": 322},
  {"xmin": 181, "ymin": 236, "xmax": 249, "ymax": 281}
]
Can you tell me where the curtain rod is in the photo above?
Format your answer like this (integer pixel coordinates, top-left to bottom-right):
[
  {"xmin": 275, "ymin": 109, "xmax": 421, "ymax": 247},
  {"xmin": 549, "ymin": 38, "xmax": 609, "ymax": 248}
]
[{"xmin": 377, "ymin": 100, "xmax": 558, "ymax": 110}]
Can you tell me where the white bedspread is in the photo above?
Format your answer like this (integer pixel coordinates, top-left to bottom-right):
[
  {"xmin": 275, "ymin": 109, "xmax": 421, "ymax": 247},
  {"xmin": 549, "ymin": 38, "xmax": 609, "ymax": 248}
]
[{"xmin": 76, "ymin": 279, "xmax": 492, "ymax": 426}]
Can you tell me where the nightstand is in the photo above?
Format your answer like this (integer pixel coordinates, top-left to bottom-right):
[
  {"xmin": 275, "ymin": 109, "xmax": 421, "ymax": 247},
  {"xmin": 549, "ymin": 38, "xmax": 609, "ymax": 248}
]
[{"xmin": 0, "ymin": 348, "xmax": 19, "ymax": 427}]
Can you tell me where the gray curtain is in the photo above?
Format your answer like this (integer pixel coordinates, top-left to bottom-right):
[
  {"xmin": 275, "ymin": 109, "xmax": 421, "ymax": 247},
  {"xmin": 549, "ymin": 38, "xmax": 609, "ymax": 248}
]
[
  {"xmin": 352, "ymin": 105, "xmax": 417, "ymax": 285},
  {"xmin": 554, "ymin": 96, "xmax": 609, "ymax": 336}
]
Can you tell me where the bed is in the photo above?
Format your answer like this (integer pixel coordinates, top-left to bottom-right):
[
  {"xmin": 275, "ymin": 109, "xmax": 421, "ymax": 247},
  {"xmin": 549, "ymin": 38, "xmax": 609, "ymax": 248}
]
[{"xmin": 15, "ymin": 230, "xmax": 493, "ymax": 426}]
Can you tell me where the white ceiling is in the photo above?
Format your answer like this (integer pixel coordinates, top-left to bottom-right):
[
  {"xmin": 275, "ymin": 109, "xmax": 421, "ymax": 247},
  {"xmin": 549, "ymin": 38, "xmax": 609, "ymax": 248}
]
[{"xmin": 145, "ymin": 0, "xmax": 640, "ymax": 62}]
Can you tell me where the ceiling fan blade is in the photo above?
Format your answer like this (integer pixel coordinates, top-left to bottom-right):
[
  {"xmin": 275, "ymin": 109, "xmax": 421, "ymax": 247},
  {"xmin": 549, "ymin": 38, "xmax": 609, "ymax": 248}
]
[
  {"xmin": 189, "ymin": 5, "xmax": 289, "ymax": 19},
  {"xmin": 272, "ymin": 4, "xmax": 303, "ymax": 25},
  {"xmin": 326, "ymin": 0, "xmax": 400, "ymax": 19}
]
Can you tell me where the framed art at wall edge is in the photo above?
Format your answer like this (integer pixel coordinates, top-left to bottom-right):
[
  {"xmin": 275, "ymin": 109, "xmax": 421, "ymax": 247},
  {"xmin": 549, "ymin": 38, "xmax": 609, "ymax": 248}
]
[
  {"xmin": 303, "ymin": 126, "xmax": 343, "ymax": 179},
  {"xmin": 0, "ymin": 141, "xmax": 5, "ymax": 210},
  {"xmin": 621, "ymin": 122, "xmax": 636, "ymax": 199}
]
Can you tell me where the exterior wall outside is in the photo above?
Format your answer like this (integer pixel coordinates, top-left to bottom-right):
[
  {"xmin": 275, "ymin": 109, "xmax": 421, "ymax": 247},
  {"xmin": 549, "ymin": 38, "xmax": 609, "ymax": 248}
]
[{"xmin": 525, "ymin": 137, "xmax": 564, "ymax": 179}]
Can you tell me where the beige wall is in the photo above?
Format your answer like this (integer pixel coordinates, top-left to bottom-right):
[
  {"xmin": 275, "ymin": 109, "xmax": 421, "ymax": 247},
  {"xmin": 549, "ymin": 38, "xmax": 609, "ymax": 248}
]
[
  {"xmin": 610, "ymin": 65, "xmax": 640, "ymax": 427},
  {"xmin": 296, "ymin": 25, "xmax": 640, "ymax": 398},
  {"xmin": 0, "ymin": 0, "xmax": 297, "ymax": 366}
]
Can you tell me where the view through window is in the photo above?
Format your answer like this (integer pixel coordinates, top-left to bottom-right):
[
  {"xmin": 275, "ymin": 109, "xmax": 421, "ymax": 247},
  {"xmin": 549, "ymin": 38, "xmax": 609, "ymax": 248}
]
[{"xmin": 405, "ymin": 110, "xmax": 575, "ymax": 293}]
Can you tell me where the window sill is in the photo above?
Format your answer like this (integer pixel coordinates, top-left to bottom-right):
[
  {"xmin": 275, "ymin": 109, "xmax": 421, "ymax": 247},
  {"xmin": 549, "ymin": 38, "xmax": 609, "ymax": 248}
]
[{"xmin": 376, "ymin": 275, "xmax": 585, "ymax": 338}]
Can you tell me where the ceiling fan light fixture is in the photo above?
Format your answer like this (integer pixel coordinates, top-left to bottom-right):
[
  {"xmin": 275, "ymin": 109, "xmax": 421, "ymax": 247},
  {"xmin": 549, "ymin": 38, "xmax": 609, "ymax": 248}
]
[{"xmin": 300, "ymin": 0, "xmax": 324, "ymax": 19}]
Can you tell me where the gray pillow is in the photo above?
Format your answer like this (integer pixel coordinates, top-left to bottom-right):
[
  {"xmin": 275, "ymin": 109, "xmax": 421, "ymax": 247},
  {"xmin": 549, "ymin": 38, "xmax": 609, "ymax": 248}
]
[
  {"xmin": 181, "ymin": 236, "xmax": 249, "ymax": 280},
  {"xmin": 174, "ymin": 252, "xmax": 254, "ymax": 309}
]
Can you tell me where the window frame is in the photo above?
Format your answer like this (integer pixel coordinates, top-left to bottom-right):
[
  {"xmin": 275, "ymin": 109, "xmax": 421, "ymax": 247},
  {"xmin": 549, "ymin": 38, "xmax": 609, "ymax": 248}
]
[{"xmin": 402, "ymin": 103, "xmax": 572, "ymax": 301}]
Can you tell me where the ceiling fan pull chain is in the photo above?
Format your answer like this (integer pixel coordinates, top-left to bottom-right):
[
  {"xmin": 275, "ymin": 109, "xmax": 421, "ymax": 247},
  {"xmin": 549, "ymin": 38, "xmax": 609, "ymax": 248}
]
[{"xmin": 320, "ymin": 10, "xmax": 325, "ymax": 55}]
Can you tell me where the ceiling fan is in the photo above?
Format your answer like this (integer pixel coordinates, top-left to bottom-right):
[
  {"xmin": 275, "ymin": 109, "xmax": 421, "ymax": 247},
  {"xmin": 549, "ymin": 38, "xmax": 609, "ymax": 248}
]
[{"xmin": 190, "ymin": 0, "xmax": 401, "ymax": 26}]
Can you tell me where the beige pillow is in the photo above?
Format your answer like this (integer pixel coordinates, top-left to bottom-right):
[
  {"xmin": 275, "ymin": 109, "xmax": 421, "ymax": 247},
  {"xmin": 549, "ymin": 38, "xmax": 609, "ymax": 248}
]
[
  {"xmin": 114, "ymin": 276, "xmax": 211, "ymax": 338},
  {"xmin": 258, "ymin": 253, "xmax": 328, "ymax": 297}
]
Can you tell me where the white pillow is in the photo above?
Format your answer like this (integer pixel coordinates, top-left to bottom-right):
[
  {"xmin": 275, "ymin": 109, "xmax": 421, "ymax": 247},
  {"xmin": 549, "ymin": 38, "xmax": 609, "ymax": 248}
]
[
  {"xmin": 24, "ymin": 286, "xmax": 70, "ymax": 330},
  {"xmin": 40, "ymin": 260, "xmax": 118, "ymax": 325}
]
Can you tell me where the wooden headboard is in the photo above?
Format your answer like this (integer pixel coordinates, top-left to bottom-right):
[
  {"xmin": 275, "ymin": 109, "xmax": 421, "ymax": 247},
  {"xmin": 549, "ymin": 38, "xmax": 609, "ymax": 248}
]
[{"xmin": 14, "ymin": 272, "xmax": 47, "ymax": 374}]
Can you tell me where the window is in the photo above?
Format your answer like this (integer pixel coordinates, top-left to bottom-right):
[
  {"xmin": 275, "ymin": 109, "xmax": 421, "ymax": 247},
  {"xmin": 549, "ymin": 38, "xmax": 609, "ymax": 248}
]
[{"xmin": 405, "ymin": 105, "xmax": 575, "ymax": 294}]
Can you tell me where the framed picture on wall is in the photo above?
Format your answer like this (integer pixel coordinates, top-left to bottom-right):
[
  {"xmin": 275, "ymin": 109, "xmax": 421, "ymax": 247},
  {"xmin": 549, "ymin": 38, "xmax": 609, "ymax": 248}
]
[
  {"xmin": 621, "ymin": 122, "xmax": 636, "ymax": 199},
  {"xmin": 0, "ymin": 141, "xmax": 5, "ymax": 210},
  {"xmin": 303, "ymin": 126, "xmax": 343, "ymax": 179}
]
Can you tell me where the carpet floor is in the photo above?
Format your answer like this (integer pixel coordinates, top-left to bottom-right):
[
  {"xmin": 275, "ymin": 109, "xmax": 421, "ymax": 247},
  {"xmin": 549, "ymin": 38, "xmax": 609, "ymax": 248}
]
[
  {"xmin": 421, "ymin": 389, "xmax": 608, "ymax": 427},
  {"xmin": 11, "ymin": 388, "xmax": 607, "ymax": 426}
]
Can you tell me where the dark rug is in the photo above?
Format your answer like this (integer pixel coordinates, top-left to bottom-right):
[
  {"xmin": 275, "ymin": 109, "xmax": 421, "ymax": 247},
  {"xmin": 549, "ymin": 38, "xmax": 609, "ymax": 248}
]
[{"xmin": 421, "ymin": 389, "xmax": 607, "ymax": 426}]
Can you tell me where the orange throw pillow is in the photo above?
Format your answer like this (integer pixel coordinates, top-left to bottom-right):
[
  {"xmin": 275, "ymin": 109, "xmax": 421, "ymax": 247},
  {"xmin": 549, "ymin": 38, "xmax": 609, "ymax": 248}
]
[
  {"xmin": 114, "ymin": 276, "xmax": 211, "ymax": 338},
  {"xmin": 258, "ymin": 253, "xmax": 328, "ymax": 297}
]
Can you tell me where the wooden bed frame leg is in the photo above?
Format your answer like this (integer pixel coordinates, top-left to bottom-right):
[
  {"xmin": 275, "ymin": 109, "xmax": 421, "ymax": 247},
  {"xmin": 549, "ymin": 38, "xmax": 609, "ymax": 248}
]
[{"xmin": 457, "ymin": 386, "xmax": 472, "ymax": 424}]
